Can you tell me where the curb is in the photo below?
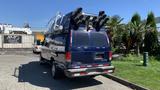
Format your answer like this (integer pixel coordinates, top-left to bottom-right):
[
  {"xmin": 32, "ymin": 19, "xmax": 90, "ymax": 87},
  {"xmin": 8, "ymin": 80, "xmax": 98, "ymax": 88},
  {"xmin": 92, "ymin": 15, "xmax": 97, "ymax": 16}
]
[{"xmin": 105, "ymin": 74, "xmax": 150, "ymax": 90}]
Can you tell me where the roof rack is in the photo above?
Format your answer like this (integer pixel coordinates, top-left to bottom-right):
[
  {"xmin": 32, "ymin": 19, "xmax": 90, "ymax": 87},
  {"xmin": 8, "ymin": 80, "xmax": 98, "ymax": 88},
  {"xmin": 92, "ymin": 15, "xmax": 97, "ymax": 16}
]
[{"xmin": 47, "ymin": 8, "xmax": 109, "ymax": 34}]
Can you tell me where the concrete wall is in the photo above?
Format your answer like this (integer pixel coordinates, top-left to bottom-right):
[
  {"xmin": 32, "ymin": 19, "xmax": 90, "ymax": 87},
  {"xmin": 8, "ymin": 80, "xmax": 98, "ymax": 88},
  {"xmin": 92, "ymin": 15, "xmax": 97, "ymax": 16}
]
[
  {"xmin": 0, "ymin": 34, "xmax": 34, "ymax": 48},
  {"xmin": 0, "ymin": 35, "xmax": 2, "ymax": 48},
  {"xmin": 22, "ymin": 35, "xmax": 34, "ymax": 48}
]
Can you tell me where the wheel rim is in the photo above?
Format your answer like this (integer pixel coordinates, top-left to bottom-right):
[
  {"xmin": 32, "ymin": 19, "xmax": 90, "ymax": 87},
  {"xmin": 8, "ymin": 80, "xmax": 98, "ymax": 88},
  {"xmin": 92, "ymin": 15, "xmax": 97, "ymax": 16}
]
[{"xmin": 52, "ymin": 64, "xmax": 55, "ymax": 77}]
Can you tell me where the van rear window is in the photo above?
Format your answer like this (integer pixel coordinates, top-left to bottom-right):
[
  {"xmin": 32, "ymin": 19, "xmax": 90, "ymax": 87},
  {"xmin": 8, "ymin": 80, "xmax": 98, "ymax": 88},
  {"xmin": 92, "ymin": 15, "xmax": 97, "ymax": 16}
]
[
  {"xmin": 72, "ymin": 31, "xmax": 108, "ymax": 47},
  {"xmin": 90, "ymin": 32, "xmax": 108, "ymax": 47},
  {"xmin": 72, "ymin": 31, "xmax": 89, "ymax": 47}
]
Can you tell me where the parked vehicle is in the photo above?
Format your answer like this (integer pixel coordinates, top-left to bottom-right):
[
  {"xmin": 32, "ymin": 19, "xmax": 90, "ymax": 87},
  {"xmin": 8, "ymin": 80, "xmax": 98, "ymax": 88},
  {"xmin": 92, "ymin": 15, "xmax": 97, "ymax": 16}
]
[
  {"xmin": 40, "ymin": 8, "xmax": 115, "ymax": 79},
  {"xmin": 33, "ymin": 40, "xmax": 42, "ymax": 53},
  {"xmin": 33, "ymin": 33, "xmax": 45, "ymax": 53}
]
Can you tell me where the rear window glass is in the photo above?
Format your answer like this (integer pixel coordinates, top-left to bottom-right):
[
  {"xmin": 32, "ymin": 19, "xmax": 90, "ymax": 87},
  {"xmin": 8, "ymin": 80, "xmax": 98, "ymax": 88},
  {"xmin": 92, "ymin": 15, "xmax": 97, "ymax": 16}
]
[
  {"xmin": 72, "ymin": 31, "xmax": 89, "ymax": 47},
  {"xmin": 90, "ymin": 32, "xmax": 108, "ymax": 47},
  {"xmin": 72, "ymin": 31, "xmax": 108, "ymax": 47}
]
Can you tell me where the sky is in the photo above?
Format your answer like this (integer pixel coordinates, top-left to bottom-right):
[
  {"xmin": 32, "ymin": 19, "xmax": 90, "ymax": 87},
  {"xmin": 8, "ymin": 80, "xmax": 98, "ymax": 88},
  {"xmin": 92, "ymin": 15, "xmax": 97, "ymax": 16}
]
[{"xmin": 0, "ymin": 0, "xmax": 160, "ymax": 29}]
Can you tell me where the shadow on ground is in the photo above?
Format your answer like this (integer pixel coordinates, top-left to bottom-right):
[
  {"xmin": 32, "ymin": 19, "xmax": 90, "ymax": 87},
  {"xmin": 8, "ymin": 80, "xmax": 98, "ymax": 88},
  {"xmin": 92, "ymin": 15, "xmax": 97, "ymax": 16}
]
[{"xmin": 17, "ymin": 61, "xmax": 102, "ymax": 90}]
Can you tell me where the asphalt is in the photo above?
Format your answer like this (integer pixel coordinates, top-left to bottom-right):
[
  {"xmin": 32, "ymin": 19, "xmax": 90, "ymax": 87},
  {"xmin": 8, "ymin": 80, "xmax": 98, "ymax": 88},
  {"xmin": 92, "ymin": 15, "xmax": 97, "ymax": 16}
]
[{"xmin": 0, "ymin": 54, "xmax": 132, "ymax": 90}]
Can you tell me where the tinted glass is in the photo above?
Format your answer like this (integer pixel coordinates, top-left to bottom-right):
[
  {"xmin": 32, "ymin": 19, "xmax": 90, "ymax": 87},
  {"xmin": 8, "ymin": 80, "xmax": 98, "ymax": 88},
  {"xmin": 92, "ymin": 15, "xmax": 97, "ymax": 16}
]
[
  {"xmin": 72, "ymin": 31, "xmax": 108, "ymax": 47},
  {"xmin": 57, "ymin": 18, "xmax": 61, "ymax": 25},
  {"xmin": 61, "ymin": 16, "xmax": 70, "ymax": 29},
  {"xmin": 72, "ymin": 31, "xmax": 89, "ymax": 47},
  {"xmin": 54, "ymin": 36, "xmax": 65, "ymax": 46},
  {"xmin": 51, "ymin": 34, "xmax": 66, "ymax": 46},
  {"xmin": 90, "ymin": 32, "xmax": 108, "ymax": 47}
]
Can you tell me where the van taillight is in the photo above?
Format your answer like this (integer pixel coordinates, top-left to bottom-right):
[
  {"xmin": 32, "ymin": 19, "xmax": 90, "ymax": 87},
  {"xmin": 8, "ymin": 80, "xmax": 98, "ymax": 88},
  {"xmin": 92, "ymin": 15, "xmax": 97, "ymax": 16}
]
[
  {"xmin": 108, "ymin": 51, "xmax": 112, "ymax": 61},
  {"xmin": 66, "ymin": 52, "xmax": 71, "ymax": 62}
]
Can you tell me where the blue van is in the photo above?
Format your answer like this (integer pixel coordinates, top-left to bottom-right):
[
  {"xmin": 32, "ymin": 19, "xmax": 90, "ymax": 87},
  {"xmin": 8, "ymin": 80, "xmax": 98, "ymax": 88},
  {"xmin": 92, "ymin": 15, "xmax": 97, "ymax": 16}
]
[
  {"xmin": 40, "ymin": 8, "xmax": 114, "ymax": 79},
  {"xmin": 40, "ymin": 29, "xmax": 114, "ymax": 79}
]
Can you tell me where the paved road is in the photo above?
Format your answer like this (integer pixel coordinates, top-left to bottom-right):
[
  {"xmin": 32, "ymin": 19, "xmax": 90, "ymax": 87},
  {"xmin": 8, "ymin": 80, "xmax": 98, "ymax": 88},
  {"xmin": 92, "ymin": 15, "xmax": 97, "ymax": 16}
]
[{"xmin": 0, "ymin": 54, "xmax": 132, "ymax": 90}]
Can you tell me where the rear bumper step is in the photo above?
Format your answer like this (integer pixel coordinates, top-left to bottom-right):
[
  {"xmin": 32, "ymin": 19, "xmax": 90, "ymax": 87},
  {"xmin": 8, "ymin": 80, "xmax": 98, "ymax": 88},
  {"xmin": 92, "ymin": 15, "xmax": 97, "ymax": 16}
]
[{"xmin": 65, "ymin": 66, "xmax": 115, "ymax": 78}]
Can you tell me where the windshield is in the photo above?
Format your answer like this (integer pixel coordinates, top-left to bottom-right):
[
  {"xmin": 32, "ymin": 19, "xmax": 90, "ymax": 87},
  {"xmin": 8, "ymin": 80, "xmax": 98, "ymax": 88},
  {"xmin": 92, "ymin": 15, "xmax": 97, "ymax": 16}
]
[{"xmin": 72, "ymin": 31, "xmax": 108, "ymax": 47}]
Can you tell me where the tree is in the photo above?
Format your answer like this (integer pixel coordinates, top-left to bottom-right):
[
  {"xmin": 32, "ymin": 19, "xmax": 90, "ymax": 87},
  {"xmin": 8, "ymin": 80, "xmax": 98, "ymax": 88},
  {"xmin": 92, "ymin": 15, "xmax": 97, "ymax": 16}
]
[
  {"xmin": 106, "ymin": 15, "xmax": 124, "ymax": 47},
  {"xmin": 121, "ymin": 23, "xmax": 134, "ymax": 54},
  {"xmin": 122, "ymin": 28, "xmax": 130, "ymax": 54},
  {"xmin": 146, "ymin": 12, "xmax": 156, "ymax": 29},
  {"xmin": 131, "ymin": 13, "xmax": 141, "ymax": 25},
  {"xmin": 144, "ymin": 12, "xmax": 159, "ymax": 54},
  {"xmin": 129, "ymin": 13, "xmax": 146, "ymax": 56}
]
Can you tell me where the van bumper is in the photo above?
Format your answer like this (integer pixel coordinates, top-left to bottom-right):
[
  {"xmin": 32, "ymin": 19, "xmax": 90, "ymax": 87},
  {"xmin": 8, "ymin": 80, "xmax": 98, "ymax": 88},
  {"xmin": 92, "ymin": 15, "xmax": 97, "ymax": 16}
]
[{"xmin": 65, "ymin": 66, "xmax": 115, "ymax": 78}]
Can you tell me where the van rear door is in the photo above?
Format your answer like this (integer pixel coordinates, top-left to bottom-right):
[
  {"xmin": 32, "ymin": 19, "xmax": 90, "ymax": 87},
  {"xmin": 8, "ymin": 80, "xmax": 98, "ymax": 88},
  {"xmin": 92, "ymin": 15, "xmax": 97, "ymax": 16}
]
[{"xmin": 70, "ymin": 30, "xmax": 111, "ymax": 67}]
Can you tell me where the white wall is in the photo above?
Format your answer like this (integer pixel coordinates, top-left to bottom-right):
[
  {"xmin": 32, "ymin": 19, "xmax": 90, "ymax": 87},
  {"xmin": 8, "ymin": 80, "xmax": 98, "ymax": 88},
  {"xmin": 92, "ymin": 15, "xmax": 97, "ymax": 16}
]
[
  {"xmin": 0, "ymin": 35, "xmax": 2, "ymax": 48},
  {"xmin": 22, "ymin": 35, "xmax": 34, "ymax": 48},
  {"xmin": 0, "ymin": 34, "xmax": 34, "ymax": 48}
]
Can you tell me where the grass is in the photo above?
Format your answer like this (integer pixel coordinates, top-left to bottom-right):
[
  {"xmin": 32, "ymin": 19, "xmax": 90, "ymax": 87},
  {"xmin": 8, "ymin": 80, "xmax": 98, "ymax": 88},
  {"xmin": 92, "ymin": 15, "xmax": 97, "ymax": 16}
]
[{"xmin": 110, "ymin": 54, "xmax": 160, "ymax": 90}]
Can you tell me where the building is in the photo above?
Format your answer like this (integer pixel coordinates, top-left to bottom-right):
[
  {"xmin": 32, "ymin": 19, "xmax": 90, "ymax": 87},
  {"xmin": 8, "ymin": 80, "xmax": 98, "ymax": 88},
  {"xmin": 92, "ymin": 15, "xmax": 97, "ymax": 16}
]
[
  {"xmin": 31, "ymin": 27, "xmax": 47, "ymax": 34},
  {"xmin": 0, "ymin": 23, "xmax": 32, "ymax": 34}
]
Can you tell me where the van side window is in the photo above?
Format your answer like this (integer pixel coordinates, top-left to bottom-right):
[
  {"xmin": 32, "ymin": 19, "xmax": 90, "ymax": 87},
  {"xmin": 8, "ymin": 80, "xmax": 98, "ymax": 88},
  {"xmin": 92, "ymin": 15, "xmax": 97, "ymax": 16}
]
[
  {"xmin": 56, "ymin": 18, "xmax": 62, "ymax": 26},
  {"xmin": 61, "ymin": 16, "xmax": 70, "ymax": 30},
  {"xmin": 51, "ymin": 35, "xmax": 66, "ymax": 46}
]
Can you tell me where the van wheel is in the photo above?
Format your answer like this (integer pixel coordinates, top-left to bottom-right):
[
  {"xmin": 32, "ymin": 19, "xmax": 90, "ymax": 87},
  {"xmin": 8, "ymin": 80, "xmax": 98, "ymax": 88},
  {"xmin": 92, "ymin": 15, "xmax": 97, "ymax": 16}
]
[
  {"xmin": 51, "ymin": 63, "xmax": 59, "ymax": 79},
  {"xmin": 51, "ymin": 63, "xmax": 65, "ymax": 79},
  {"xmin": 40, "ymin": 54, "xmax": 45, "ymax": 65}
]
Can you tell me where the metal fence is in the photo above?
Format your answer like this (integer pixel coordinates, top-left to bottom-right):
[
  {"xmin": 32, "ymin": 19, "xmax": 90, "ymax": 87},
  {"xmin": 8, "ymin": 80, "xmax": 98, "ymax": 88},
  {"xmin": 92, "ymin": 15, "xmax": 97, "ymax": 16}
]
[{"xmin": 0, "ymin": 34, "xmax": 34, "ymax": 49}]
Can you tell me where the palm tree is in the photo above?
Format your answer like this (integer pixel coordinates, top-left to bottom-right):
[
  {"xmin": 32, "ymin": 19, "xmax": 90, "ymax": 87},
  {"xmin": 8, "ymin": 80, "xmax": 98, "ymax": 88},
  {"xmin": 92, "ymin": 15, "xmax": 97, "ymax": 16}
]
[
  {"xmin": 106, "ymin": 15, "xmax": 124, "ymax": 47},
  {"xmin": 121, "ymin": 23, "xmax": 132, "ymax": 54},
  {"xmin": 129, "ymin": 21, "xmax": 146, "ymax": 56},
  {"xmin": 129, "ymin": 13, "xmax": 146, "ymax": 56}
]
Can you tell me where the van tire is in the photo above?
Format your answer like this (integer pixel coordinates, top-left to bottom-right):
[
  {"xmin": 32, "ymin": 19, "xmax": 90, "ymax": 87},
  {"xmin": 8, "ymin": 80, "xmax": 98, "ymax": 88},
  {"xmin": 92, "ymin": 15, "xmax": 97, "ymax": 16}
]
[
  {"xmin": 51, "ymin": 63, "xmax": 60, "ymax": 79},
  {"xmin": 40, "ymin": 54, "xmax": 45, "ymax": 65},
  {"xmin": 51, "ymin": 62, "xmax": 65, "ymax": 79}
]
